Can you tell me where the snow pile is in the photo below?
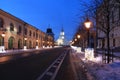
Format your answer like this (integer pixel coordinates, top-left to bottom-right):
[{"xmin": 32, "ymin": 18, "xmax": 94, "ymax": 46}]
[
  {"xmin": 85, "ymin": 59, "xmax": 120, "ymax": 80},
  {"xmin": 76, "ymin": 52, "xmax": 120, "ymax": 80}
]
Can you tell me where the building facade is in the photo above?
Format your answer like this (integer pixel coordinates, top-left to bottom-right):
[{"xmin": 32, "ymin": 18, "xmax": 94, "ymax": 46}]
[
  {"xmin": 0, "ymin": 9, "xmax": 54, "ymax": 51},
  {"xmin": 45, "ymin": 28, "xmax": 54, "ymax": 47},
  {"xmin": 56, "ymin": 28, "xmax": 65, "ymax": 46},
  {"xmin": 97, "ymin": 0, "xmax": 120, "ymax": 49}
]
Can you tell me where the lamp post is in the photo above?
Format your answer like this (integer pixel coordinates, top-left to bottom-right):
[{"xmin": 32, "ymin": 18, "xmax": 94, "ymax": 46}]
[
  {"xmin": 75, "ymin": 38, "xmax": 77, "ymax": 41},
  {"xmin": 36, "ymin": 40, "xmax": 38, "ymax": 49},
  {"xmin": 84, "ymin": 18, "xmax": 92, "ymax": 48},
  {"xmin": 42, "ymin": 41, "xmax": 45, "ymax": 48},
  {"xmin": 24, "ymin": 37, "xmax": 27, "ymax": 50},
  {"xmin": 1, "ymin": 32, "xmax": 5, "ymax": 51},
  {"xmin": 77, "ymin": 35, "xmax": 81, "ymax": 39},
  {"xmin": 77, "ymin": 34, "xmax": 81, "ymax": 47}
]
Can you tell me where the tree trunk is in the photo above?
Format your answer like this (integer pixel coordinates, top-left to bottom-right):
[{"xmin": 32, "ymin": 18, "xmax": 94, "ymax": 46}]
[
  {"xmin": 107, "ymin": 32, "xmax": 110, "ymax": 63},
  {"xmin": 106, "ymin": 0, "xmax": 110, "ymax": 63}
]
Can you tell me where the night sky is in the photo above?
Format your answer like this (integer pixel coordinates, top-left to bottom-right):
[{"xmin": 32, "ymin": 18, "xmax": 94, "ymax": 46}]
[{"xmin": 0, "ymin": 0, "xmax": 88, "ymax": 41}]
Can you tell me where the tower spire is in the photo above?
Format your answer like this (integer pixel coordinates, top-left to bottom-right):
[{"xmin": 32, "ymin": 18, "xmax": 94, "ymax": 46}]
[{"xmin": 61, "ymin": 25, "xmax": 64, "ymax": 32}]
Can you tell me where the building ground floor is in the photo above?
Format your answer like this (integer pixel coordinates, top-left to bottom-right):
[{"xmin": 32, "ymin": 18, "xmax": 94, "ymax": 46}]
[
  {"xmin": 0, "ymin": 35, "xmax": 44, "ymax": 51},
  {"xmin": 97, "ymin": 37, "xmax": 120, "ymax": 49}
]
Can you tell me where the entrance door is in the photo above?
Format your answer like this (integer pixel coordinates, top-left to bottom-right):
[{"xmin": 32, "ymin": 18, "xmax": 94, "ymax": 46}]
[
  {"xmin": 8, "ymin": 37, "xmax": 15, "ymax": 49},
  {"xmin": 18, "ymin": 39, "xmax": 22, "ymax": 49}
]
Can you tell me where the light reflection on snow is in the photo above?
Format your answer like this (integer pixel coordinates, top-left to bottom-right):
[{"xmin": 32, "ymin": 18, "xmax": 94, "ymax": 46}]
[{"xmin": 71, "ymin": 47, "xmax": 120, "ymax": 80}]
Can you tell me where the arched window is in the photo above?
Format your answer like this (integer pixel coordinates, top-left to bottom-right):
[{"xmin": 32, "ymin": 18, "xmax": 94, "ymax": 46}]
[
  {"xmin": 18, "ymin": 39, "xmax": 22, "ymax": 49},
  {"xmin": 0, "ymin": 18, "xmax": 4, "ymax": 28},
  {"xmin": 10, "ymin": 23, "xmax": 14, "ymax": 31},
  {"xmin": 0, "ymin": 36, "xmax": 2, "ymax": 46},
  {"xmin": 8, "ymin": 37, "xmax": 15, "ymax": 49}
]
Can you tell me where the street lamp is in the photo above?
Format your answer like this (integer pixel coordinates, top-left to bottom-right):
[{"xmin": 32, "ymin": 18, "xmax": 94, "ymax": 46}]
[
  {"xmin": 77, "ymin": 34, "xmax": 81, "ymax": 47},
  {"xmin": 1, "ymin": 32, "xmax": 5, "ymax": 51},
  {"xmin": 77, "ymin": 35, "xmax": 81, "ymax": 39},
  {"xmin": 24, "ymin": 37, "xmax": 27, "ymax": 50},
  {"xmin": 42, "ymin": 41, "xmax": 45, "ymax": 48},
  {"xmin": 75, "ymin": 38, "xmax": 77, "ymax": 41},
  {"xmin": 84, "ymin": 18, "xmax": 92, "ymax": 48},
  {"xmin": 36, "ymin": 39, "xmax": 38, "ymax": 49}
]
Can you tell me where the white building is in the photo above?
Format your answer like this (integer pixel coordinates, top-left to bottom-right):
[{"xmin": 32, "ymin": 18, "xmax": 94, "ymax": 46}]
[{"xmin": 56, "ymin": 28, "xmax": 69, "ymax": 46}]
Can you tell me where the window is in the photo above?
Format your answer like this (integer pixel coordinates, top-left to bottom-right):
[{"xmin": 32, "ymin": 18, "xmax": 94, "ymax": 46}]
[
  {"xmin": 10, "ymin": 23, "xmax": 14, "ymax": 31},
  {"xmin": 33, "ymin": 32, "xmax": 35, "ymax": 37},
  {"xmin": 36, "ymin": 33, "xmax": 38, "ymax": 38},
  {"xmin": 29, "ymin": 30, "xmax": 32, "ymax": 36},
  {"xmin": 24, "ymin": 28, "xmax": 27, "ymax": 35},
  {"xmin": 18, "ymin": 26, "xmax": 22, "ymax": 33},
  {"xmin": 0, "ymin": 18, "xmax": 3, "ymax": 28}
]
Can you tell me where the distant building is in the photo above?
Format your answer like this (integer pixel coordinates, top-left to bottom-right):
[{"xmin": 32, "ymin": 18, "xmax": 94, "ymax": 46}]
[
  {"xmin": 43, "ymin": 28, "xmax": 54, "ymax": 47},
  {"xmin": 56, "ymin": 28, "xmax": 69, "ymax": 46}
]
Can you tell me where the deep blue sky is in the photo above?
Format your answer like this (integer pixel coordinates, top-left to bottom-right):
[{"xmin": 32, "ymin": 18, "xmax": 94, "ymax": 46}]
[{"xmin": 0, "ymin": 0, "xmax": 86, "ymax": 41}]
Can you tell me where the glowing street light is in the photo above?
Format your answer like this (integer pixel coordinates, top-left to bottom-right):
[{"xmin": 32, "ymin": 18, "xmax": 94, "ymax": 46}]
[
  {"xmin": 75, "ymin": 38, "xmax": 77, "ymax": 41},
  {"xmin": 24, "ymin": 37, "xmax": 27, "ymax": 40},
  {"xmin": 77, "ymin": 34, "xmax": 81, "ymax": 47},
  {"xmin": 84, "ymin": 18, "xmax": 92, "ymax": 48},
  {"xmin": 1, "ymin": 32, "xmax": 5, "ymax": 37},
  {"xmin": 36, "ymin": 39, "xmax": 38, "ymax": 49},
  {"xmin": 77, "ymin": 35, "xmax": 81, "ymax": 39},
  {"xmin": 84, "ymin": 18, "xmax": 92, "ymax": 29},
  {"xmin": 1, "ymin": 32, "xmax": 5, "ymax": 51},
  {"xmin": 24, "ymin": 37, "xmax": 27, "ymax": 50}
]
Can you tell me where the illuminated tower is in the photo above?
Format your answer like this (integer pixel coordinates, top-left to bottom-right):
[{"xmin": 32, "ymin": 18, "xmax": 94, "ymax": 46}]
[
  {"xmin": 56, "ymin": 28, "xmax": 65, "ymax": 46},
  {"xmin": 59, "ymin": 28, "xmax": 64, "ymax": 40}
]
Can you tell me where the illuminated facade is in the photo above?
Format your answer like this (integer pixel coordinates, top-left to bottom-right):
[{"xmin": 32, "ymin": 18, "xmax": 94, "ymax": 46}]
[
  {"xmin": 0, "ymin": 9, "xmax": 54, "ymax": 51},
  {"xmin": 44, "ymin": 28, "xmax": 54, "ymax": 47},
  {"xmin": 56, "ymin": 28, "xmax": 66, "ymax": 46}
]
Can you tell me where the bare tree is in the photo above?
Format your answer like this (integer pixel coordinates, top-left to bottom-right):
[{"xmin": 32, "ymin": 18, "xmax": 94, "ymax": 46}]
[{"xmin": 80, "ymin": 0, "xmax": 120, "ymax": 63}]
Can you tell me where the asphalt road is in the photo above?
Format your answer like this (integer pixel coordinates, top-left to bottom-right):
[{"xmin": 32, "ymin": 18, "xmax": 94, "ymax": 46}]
[{"xmin": 0, "ymin": 47, "xmax": 66, "ymax": 80}]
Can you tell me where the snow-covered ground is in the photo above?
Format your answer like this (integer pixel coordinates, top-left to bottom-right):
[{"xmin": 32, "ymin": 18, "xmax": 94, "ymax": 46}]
[{"xmin": 76, "ymin": 52, "xmax": 120, "ymax": 80}]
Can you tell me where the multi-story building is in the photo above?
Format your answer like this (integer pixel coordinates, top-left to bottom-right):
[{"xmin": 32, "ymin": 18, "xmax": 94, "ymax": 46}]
[
  {"xmin": 97, "ymin": 0, "xmax": 120, "ymax": 49},
  {"xmin": 0, "ymin": 9, "xmax": 54, "ymax": 51},
  {"xmin": 46, "ymin": 28, "xmax": 54, "ymax": 47}
]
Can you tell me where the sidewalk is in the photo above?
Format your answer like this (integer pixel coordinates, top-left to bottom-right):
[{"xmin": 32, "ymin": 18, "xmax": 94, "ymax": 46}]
[
  {"xmin": 70, "ymin": 50, "xmax": 95, "ymax": 80},
  {"xmin": 0, "ymin": 48, "xmax": 43, "ymax": 57},
  {"xmin": 97, "ymin": 50, "xmax": 120, "ymax": 58},
  {"xmin": 74, "ymin": 50, "xmax": 120, "ymax": 80}
]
